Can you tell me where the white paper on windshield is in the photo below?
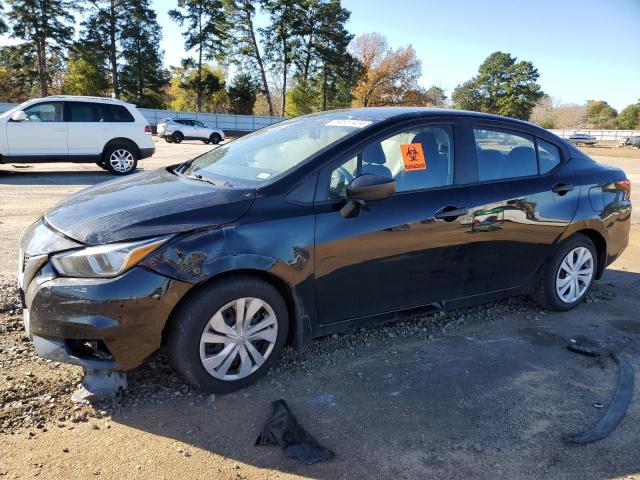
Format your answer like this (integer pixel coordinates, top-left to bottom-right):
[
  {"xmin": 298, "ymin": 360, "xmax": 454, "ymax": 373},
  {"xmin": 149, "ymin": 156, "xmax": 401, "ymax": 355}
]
[
  {"xmin": 257, "ymin": 172, "xmax": 272, "ymax": 179},
  {"xmin": 325, "ymin": 119, "xmax": 372, "ymax": 128}
]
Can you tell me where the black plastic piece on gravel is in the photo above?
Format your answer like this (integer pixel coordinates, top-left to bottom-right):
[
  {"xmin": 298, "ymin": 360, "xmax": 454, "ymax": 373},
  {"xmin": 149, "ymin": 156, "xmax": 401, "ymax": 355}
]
[
  {"xmin": 564, "ymin": 352, "xmax": 634, "ymax": 444},
  {"xmin": 255, "ymin": 399, "xmax": 335, "ymax": 465}
]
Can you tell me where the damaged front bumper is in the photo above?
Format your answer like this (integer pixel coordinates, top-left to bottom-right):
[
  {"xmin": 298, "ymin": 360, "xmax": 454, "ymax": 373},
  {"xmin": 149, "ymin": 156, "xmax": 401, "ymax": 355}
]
[{"xmin": 22, "ymin": 261, "xmax": 191, "ymax": 371}]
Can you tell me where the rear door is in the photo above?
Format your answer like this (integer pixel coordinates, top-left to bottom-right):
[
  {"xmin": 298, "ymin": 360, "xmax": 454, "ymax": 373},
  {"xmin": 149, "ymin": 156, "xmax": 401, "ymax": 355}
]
[
  {"xmin": 462, "ymin": 123, "xmax": 580, "ymax": 295},
  {"xmin": 6, "ymin": 101, "xmax": 67, "ymax": 158},
  {"xmin": 313, "ymin": 120, "xmax": 473, "ymax": 324},
  {"xmin": 66, "ymin": 102, "xmax": 114, "ymax": 157}
]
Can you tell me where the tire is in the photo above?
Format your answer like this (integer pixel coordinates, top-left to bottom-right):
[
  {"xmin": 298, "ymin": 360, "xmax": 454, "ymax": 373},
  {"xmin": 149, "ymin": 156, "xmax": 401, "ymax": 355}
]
[
  {"xmin": 103, "ymin": 145, "xmax": 138, "ymax": 175},
  {"xmin": 95, "ymin": 161, "xmax": 109, "ymax": 171},
  {"xmin": 209, "ymin": 133, "xmax": 222, "ymax": 145},
  {"xmin": 165, "ymin": 137, "xmax": 174, "ymax": 143},
  {"xmin": 167, "ymin": 275, "xmax": 289, "ymax": 393},
  {"xmin": 172, "ymin": 132, "xmax": 184, "ymax": 144},
  {"xmin": 533, "ymin": 233, "xmax": 597, "ymax": 311}
]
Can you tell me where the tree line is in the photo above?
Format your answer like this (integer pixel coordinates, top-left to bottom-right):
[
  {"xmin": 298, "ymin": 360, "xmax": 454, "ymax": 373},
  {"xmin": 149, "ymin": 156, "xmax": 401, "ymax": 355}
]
[
  {"xmin": 0, "ymin": 0, "xmax": 451, "ymax": 116},
  {"xmin": 0, "ymin": 0, "xmax": 636, "ymax": 126}
]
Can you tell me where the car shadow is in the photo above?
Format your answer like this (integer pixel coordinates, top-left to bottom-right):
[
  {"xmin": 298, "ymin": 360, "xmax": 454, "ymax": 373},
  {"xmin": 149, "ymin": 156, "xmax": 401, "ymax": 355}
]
[
  {"xmin": 108, "ymin": 269, "xmax": 640, "ymax": 479},
  {"xmin": 0, "ymin": 168, "xmax": 122, "ymax": 186}
]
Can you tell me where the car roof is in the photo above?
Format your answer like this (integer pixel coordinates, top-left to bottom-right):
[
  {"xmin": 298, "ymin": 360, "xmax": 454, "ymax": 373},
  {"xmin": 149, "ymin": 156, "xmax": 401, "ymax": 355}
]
[
  {"xmin": 301, "ymin": 107, "xmax": 541, "ymax": 129},
  {"xmin": 43, "ymin": 95, "xmax": 133, "ymax": 105}
]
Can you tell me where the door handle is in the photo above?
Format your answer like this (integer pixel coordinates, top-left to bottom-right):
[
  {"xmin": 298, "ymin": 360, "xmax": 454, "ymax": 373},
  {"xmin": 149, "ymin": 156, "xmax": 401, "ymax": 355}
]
[
  {"xmin": 435, "ymin": 206, "xmax": 468, "ymax": 221},
  {"xmin": 552, "ymin": 183, "xmax": 574, "ymax": 195}
]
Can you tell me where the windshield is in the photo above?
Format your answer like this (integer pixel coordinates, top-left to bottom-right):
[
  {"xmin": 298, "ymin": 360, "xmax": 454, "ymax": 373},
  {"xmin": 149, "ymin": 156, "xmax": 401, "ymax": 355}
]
[{"xmin": 184, "ymin": 114, "xmax": 375, "ymax": 186}]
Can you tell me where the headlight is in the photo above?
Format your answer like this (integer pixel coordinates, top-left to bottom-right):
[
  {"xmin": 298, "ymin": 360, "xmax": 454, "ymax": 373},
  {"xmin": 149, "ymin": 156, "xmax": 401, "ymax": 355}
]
[{"xmin": 50, "ymin": 237, "xmax": 169, "ymax": 278}]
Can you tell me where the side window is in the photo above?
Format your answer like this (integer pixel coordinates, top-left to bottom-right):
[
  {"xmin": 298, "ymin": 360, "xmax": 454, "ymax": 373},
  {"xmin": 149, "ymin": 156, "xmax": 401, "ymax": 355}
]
[
  {"xmin": 68, "ymin": 102, "xmax": 106, "ymax": 122},
  {"xmin": 22, "ymin": 102, "xmax": 63, "ymax": 122},
  {"xmin": 537, "ymin": 138, "xmax": 561, "ymax": 174},
  {"xmin": 195, "ymin": 121, "xmax": 205, "ymax": 127},
  {"xmin": 326, "ymin": 125, "xmax": 454, "ymax": 199},
  {"xmin": 107, "ymin": 105, "xmax": 135, "ymax": 122},
  {"xmin": 474, "ymin": 128, "xmax": 537, "ymax": 181},
  {"xmin": 328, "ymin": 156, "xmax": 358, "ymax": 200}
]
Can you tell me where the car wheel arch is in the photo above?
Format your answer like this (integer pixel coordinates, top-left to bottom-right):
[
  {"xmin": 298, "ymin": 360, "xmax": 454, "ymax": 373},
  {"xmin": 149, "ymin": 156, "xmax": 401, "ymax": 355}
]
[
  {"xmin": 160, "ymin": 268, "xmax": 311, "ymax": 353},
  {"xmin": 102, "ymin": 137, "xmax": 140, "ymax": 159},
  {"xmin": 558, "ymin": 223, "xmax": 607, "ymax": 279}
]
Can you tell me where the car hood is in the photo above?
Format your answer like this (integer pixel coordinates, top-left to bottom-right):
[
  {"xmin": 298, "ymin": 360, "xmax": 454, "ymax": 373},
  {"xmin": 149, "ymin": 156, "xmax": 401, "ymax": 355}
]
[{"xmin": 44, "ymin": 168, "xmax": 256, "ymax": 245}]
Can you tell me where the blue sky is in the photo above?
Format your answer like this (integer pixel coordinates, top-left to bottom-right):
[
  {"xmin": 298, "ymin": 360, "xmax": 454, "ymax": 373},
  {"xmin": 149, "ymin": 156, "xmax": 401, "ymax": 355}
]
[
  {"xmin": 2, "ymin": 0, "xmax": 639, "ymax": 110},
  {"xmin": 152, "ymin": 0, "xmax": 640, "ymax": 111}
]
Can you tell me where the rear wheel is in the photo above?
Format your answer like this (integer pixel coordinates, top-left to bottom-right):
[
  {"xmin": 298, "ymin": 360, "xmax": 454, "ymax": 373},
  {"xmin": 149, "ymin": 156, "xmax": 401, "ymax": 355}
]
[
  {"xmin": 104, "ymin": 145, "xmax": 138, "ymax": 175},
  {"xmin": 209, "ymin": 133, "xmax": 222, "ymax": 145},
  {"xmin": 167, "ymin": 276, "xmax": 289, "ymax": 393},
  {"xmin": 172, "ymin": 132, "xmax": 184, "ymax": 144},
  {"xmin": 533, "ymin": 234, "xmax": 597, "ymax": 311}
]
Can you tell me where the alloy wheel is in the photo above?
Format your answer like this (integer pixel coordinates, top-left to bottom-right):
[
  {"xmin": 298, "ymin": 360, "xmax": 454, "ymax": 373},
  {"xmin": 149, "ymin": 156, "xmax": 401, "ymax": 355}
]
[
  {"xmin": 555, "ymin": 246, "xmax": 594, "ymax": 303},
  {"xmin": 199, "ymin": 297, "xmax": 278, "ymax": 381},
  {"xmin": 109, "ymin": 149, "xmax": 135, "ymax": 173}
]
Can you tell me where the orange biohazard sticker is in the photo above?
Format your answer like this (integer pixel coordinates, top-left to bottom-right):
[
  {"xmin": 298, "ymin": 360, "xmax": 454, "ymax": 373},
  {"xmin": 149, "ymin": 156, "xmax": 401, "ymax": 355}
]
[{"xmin": 400, "ymin": 143, "xmax": 426, "ymax": 171}]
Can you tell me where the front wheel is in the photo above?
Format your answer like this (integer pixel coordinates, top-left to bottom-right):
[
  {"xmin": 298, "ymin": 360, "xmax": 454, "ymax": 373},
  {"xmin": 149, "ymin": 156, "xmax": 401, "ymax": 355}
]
[
  {"xmin": 104, "ymin": 145, "xmax": 138, "ymax": 175},
  {"xmin": 209, "ymin": 133, "xmax": 222, "ymax": 145},
  {"xmin": 167, "ymin": 276, "xmax": 289, "ymax": 393},
  {"xmin": 533, "ymin": 234, "xmax": 597, "ymax": 311}
]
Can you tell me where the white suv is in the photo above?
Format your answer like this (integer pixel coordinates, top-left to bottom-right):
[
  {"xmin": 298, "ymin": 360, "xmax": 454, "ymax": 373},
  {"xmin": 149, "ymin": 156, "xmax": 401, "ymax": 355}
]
[
  {"xmin": 157, "ymin": 118, "xmax": 225, "ymax": 145},
  {"xmin": 0, "ymin": 95, "xmax": 155, "ymax": 175}
]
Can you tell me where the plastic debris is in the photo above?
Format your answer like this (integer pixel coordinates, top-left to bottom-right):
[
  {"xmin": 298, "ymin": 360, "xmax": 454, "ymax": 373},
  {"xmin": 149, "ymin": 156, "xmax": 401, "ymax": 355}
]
[
  {"xmin": 564, "ymin": 350, "xmax": 634, "ymax": 444},
  {"xmin": 255, "ymin": 399, "xmax": 335, "ymax": 465},
  {"xmin": 71, "ymin": 369, "xmax": 127, "ymax": 403}
]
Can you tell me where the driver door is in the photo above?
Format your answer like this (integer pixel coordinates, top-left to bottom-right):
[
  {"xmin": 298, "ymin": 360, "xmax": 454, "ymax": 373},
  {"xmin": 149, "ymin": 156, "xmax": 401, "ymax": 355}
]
[
  {"xmin": 6, "ymin": 101, "xmax": 68, "ymax": 158},
  {"xmin": 313, "ymin": 123, "xmax": 472, "ymax": 324}
]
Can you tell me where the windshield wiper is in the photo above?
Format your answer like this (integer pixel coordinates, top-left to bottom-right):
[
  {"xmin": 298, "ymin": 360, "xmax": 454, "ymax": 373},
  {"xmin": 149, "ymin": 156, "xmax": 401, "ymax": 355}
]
[{"xmin": 184, "ymin": 173, "xmax": 234, "ymax": 188}]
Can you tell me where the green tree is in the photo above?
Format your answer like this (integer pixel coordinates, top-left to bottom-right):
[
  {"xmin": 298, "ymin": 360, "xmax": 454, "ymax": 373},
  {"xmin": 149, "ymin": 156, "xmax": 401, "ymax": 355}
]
[
  {"xmin": 169, "ymin": 0, "xmax": 227, "ymax": 112},
  {"xmin": 77, "ymin": 0, "xmax": 128, "ymax": 98},
  {"xmin": 0, "ymin": 1, "xmax": 8, "ymax": 34},
  {"xmin": 119, "ymin": 0, "xmax": 168, "ymax": 107},
  {"xmin": 63, "ymin": 53, "xmax": 110, "ymax": 96},
  {"xmin": 7, "ymin": 0, "xmax": 76, "ymax": 96},
  {"xmin": 615, "ymin": 103, "xmax": 639, "ymax": 130},
  {"xmin": 586, "ymin": 100, "xmax": 617, "ymax": 128},
  {"xmin": 260, "ymin": 0, "xmax": 305, "ymax": 116},
  {"xmin": 227, "ymin": 73, "xmax": 258, "ymax": 114},
  {"xmin": 224, "ymin": 0, "xmax": 274, "ymax": 115},
  {"xmin": 285, "ymin": 78, "xmax": 319, "ymax": 116},
  {"xmin": 452, "ymin": 51, "xmax": 543, "ymax": 120},
  {"xmin": 0, "ymin": 44, "xmax": 40, "ymax": 101},
  {"xmin": 168, "ymin": 64, "xmax": 226, "ymax": 112}
]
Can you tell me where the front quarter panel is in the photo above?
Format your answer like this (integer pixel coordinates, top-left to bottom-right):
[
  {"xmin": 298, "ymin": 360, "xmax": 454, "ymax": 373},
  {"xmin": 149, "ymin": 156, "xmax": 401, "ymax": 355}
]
[{"xmin": 141, "ymin": 195, "xmax": 317, "ymax": 327}]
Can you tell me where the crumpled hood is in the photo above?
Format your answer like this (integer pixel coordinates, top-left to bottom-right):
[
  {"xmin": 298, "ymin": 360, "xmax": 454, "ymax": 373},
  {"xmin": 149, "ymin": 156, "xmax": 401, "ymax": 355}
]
[{"xmin": 45, "ymin": 168, "xmax": 256, "ymax": 245}]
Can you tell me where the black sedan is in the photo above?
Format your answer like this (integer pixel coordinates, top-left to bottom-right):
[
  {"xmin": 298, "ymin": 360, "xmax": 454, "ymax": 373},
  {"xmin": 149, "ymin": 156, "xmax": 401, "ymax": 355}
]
[{"xmin": 18, "ymin": 108, "xmax": 631, "ymax": 392}]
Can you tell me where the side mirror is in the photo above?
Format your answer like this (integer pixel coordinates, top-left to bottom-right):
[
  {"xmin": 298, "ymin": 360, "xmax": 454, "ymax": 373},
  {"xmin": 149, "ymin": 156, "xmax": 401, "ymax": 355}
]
[
  {"xmin": 341, "ymin": 174, "xmax": 396, "ymax": 218},
  {"xmin": 11, "ymin": 110, "xmax": 26, "ymax": 122}
]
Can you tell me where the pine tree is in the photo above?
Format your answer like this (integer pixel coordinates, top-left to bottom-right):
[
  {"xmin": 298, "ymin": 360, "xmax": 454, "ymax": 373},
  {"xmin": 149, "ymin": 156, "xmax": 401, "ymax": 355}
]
[
  {"xmin": 169, "ymin": 0, "xmax": 227, "ymax": 112},
  {"xmin": 0, "ymin": 2, "xmax": 8, "ymax": 34},
  {"xmin": 7, "ymin": 0, "xmax": 76, "ymax": 96},
  {"xmin": 260, "ymin": 0, "xmax": 305, "ymax": 116},
  {"xmin": 119, "ymin": 0, "xmax": 168, "ymax": 107},
  {"xmin": 227, "ymin": 72, "xmax": 258, "ymax": 114},
  {"xmin": 77, "ymin": 0, "xmax": 127, "ymax": 98},
  {"xmin": 224, "ymin": 0, "xmax": 273, "ymax": 115}
]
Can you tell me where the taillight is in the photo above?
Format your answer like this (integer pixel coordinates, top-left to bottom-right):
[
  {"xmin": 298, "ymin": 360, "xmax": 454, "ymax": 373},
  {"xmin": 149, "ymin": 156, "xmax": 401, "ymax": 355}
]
[
  {"xmin": 144, "ymin": 125, "xmax": 152, "ymax": 135},
  {"xmin": 608, "ymin": 179, "xmax": 631, "ymax": 201},
  {"xmin": 615, "ymin": 179, "xmax": 631, "ymax": 201}
]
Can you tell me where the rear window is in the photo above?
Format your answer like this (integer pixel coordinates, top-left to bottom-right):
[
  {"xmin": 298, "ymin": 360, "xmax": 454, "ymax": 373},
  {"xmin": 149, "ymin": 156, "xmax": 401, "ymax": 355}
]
[
  {"xmin": 68, "ymin": 102, "xmax": 107, "ymax": 122},
  {"xmin": 107, "ymin": 105, "xmax": 135, "ymax": 122},
  {"xmin": 474, "ymin": 128, "xmax": 537, "ymax": 181}
]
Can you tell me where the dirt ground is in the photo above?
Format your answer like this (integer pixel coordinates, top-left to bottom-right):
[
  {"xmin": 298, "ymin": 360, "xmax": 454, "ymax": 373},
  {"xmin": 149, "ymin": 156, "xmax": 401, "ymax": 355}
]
[{"xmin": 0, "ymin": 139, "xmax": 639, "ymax": 479}]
